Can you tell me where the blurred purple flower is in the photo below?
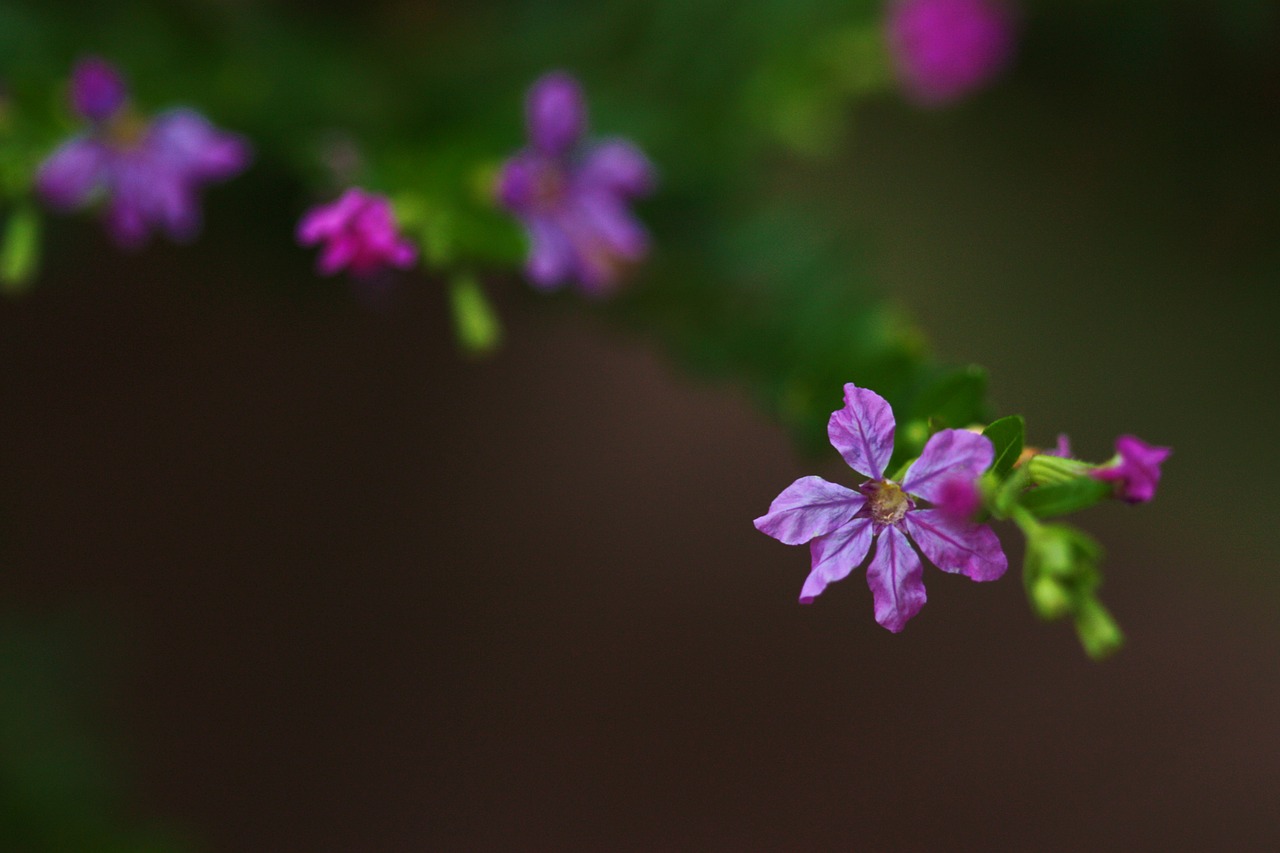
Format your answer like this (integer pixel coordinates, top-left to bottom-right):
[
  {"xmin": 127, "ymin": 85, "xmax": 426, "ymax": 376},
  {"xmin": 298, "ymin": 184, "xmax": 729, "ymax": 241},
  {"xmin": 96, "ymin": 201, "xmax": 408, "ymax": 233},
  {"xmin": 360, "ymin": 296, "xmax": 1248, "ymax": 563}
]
[
  {"xmin": 296, "ymin": 188, "xmax": 417, "ymax": 279},
  {"xmin": 1091, "ymin": 435, "xmax": 1171, "ymax": 504},
  {"xmin": 935, "ymin": 474, "xmax": 982, "ymax": 521},
  {"xmin": 754, "ymin": 383, "xmax": 1007, "ymax": 632},
  {"xmin": 1046, "ymin": 433, "xmax": 1072, "ymax": 457},
  {"xmin": 497, "ymin": 71, "xmax": 655, "ymax": 295},
  {"xmin": 886, "ymin": 0, "xmax": 1018, "ymax": 106},
  {"xmin": 35, "ymin": 58, "xmax": 250, "ymax": 249}
]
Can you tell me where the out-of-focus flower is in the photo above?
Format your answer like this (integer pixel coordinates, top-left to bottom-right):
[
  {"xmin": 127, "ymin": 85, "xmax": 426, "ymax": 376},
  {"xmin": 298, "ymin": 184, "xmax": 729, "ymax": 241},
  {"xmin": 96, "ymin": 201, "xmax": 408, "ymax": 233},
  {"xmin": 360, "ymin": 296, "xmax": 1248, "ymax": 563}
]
[
  {"xmin": 296, "ymin": 188, "xmax": 417, "ymax": 279},
  {"xmin": 885, "ymin": 0, "xmax": 1017, "ymax": 106},
  {"xmin": 1091, "ymin": 435, "xmax": 1171, "ymax": 504},
  {"xmin": 497, "ymin": 71, "xmax": 654, "ymax": 296},
  {"xmin": 754, "ymin": 383, "xmax": 1007, "ymax": 632},
  {"xmin": 935, "ymin": 474, "xmax": 982, "ymax": 521},
  {"xmin": 35, "ymin": 58, "xmax": 250, "ymax": 249}
]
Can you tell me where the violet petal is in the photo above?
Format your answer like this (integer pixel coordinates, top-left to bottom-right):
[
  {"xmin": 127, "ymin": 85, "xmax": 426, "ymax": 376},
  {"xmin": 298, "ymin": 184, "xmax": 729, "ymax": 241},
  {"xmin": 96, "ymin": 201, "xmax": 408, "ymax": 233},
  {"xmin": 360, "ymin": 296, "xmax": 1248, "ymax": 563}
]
[
  {"xmin": 525, "ymin": 216, "xmax": 575, "ymax": 289},
  {"xmin": 827, "ymin": 383, "xmax": 896, "ymax": 480},
  {"xmin": 580, "ymin": 140, "xmax": 655, "ymax": 196},
  {"xmin": 865, "ymin": 524, "xmax": 927, "ymax": 632},
  {"xmin": 573, "ymin": 190, "xmax": 649, "ymax": 258},
  {"xmin": 903, "ymin": 508, "xmax": 1007, "ymax": 581},
  {"xmin": 70, "ymin": 56, "xmax": 127, "ymax": 123},
  {"xmin": 901, "ymin": 428, "xmax": 993, "ymax": 503},
  {"xmin": 527, "ymin": 72, "xmax": 587, "ymax": 157},
  {"xmin": 754, "ymin": 475, "xmax": 865, "ymax": 546},
  {"xmin": 35, "ymin": 137, "xmax": 107, "ymax": 210},
  {"xmin": 801, "ymin": 517, "xmax": 875, "ymax": 603},
  {"xmin": 148, "ymin": 109, "xmax": 252, "ymax": 182}
]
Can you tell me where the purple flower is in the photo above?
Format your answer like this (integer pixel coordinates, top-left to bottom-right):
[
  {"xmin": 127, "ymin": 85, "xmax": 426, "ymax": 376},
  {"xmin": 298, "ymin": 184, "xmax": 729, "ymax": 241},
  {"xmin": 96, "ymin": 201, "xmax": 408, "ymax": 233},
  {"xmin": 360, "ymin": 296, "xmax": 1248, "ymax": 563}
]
[
  {"xmin": 497, "ymin": 72, "xmax": 655, "ymax": 295},
  {"xmin": 1090, "ymin": 435, "xmax": 1171, "ymax": 504},
  {"xmin": 754, "ymin": 383, "xmax": 1008, "ymax": 632},
  {"xmin": 35, "ymin": 59, "xmax": 250, "ymax": 249},
  {"xmin": 296, "ymin": 188, "xmax": 417, "ymax": 279},
  {"xmin": 886, "ymin": 0, "xmax": 1017, "ymax": 106}
]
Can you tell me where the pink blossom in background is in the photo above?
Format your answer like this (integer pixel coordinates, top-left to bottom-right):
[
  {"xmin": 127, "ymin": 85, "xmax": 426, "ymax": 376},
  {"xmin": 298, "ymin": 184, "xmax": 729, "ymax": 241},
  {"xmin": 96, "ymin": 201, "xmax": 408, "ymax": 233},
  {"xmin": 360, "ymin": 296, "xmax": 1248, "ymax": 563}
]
[{"xmin": 886, "ymin": 0, "xmax": 1018, "ymax": 106}]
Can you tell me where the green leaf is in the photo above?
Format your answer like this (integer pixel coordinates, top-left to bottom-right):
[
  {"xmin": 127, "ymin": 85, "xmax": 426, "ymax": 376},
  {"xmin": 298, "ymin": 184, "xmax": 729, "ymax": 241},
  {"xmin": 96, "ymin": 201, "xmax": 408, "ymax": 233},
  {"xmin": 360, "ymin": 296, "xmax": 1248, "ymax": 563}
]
[
  {"xmin": 1020, "ymin": 478, "xmax": 1112, "ymax": 518},
  {"xmin": 981, "ymin": 415, "xmax": 1024, "ymax": 479},
  {"xmin": 911, "ymin": 366, "xmax": 987, "ymax": 429},
  {"xmin": 448, "ymin": 273, "xmax": 502, "ymax": 356}
]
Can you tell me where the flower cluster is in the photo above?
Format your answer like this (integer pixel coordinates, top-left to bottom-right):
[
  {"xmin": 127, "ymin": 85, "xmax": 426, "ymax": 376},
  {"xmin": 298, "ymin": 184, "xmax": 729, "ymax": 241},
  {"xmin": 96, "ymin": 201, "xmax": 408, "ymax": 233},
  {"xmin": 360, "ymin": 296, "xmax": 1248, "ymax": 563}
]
[
  {"xmin": 36, "ymin": 58, "xmax": 251, "ymax": 248},
  {"xmin": 497, "ymin": 72, "xmax": 655, "ymax": 296}
]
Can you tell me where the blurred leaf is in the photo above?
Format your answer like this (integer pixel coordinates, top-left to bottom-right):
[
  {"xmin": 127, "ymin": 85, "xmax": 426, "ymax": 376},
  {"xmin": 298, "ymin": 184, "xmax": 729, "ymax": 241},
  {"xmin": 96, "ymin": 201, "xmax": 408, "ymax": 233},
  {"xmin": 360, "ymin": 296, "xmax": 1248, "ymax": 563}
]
[
  {"xmin": 910, "ymin": 366, "xmax": 988, "ymax": 429},
  {"xmin": 448, "ymin": 273, "xmax": 503, "ymax": 356},
  {"xmin": 0, "ymin": 204, "xmax": 40, "ymax": 292}
]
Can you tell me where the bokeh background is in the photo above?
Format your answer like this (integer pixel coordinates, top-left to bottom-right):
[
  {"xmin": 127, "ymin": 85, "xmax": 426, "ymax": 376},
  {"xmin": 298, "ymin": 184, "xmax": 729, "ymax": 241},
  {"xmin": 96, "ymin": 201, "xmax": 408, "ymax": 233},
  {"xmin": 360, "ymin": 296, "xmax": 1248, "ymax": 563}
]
[{"xmin": 1, "ymin": 1, "xmax": 1279, "ymax": 850}]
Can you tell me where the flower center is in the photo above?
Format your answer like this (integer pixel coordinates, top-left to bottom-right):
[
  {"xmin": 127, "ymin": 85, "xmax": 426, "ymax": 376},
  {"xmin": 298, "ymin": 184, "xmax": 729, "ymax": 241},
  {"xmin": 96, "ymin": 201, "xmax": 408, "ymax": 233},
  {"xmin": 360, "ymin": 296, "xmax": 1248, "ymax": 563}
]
[
  {"xmin": 863, "ymin": 479, "xmax": 912, "ymax": 526},
  {"xmin": 104, "ymin": 111, "xmax": 149, "ymax": 150},
  {"xmin": 532, "ymin": 162, "xmax": 568, "ymax": 209}
]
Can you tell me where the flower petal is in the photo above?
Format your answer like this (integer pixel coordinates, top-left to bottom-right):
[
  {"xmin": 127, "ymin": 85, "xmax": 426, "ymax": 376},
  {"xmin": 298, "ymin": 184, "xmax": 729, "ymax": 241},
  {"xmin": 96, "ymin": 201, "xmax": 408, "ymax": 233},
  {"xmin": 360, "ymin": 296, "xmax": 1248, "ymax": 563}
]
[
  {"xmin": 496, "ymin": 154, "xmax": 541, "ymax": 214},
  {"xmin": 865, "ymin": 524, "xmax": 926, "ymax": 632},
  {"xmin": 526, "ymin": 71, "xmax": 586, "ymax": 156},
  {"xmin": 297, "ymin": 188, "xmax": 368, "ymax": 244},
  {"xmin": 574, "ymin": 189, "xmax": 649, "ymax": 259},
  {"xmin": 754, "ymin": 476, "xmax": 865, "ymax": 546},
  {"xmin": 827, "ymin": 383, "xmax": 895, "ymax": 479},
  {"xmin": 902, "ymin": 508, "xmax": 1007, "ymax": 581},
  {"xmin": 35, "ymin": 137, "xmax": 107, "ymax": 210},
  {"xmin": 901, "ymin": 428, "xmax": 993, "ymax": 503},
  {"xmin": 580, "ymin": 140, "xmax": 655, "ymax": 196},
  {"xmin": 525, "ymin": 215, "xmax": 574, "ymax": 289},
  {"xmin": 800, "ymin": 517, "xmax": 875, "ymax": 603},
  {"xmin": 70, "ymin": 56, "xmax": 127, "ymax": 123},
  {"xmin": 148, "ymin": 108, "xmax": 252, "ymax": 182}
]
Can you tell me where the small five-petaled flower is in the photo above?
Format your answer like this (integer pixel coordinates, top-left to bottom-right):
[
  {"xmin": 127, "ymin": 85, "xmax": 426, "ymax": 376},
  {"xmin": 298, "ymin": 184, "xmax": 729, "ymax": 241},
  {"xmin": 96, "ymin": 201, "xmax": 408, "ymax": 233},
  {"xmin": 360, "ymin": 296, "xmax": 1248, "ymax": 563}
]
[
  {"xmin": 755, "ymin": 382, "xmax": 1008, "ymax": 632},
  {"xmin": 497, "ymin": 71, "xmax": 655, "ymax": 295},
  {"xmin": 35, "ymin": 57, "xmax": 251, "ymax": 248}
]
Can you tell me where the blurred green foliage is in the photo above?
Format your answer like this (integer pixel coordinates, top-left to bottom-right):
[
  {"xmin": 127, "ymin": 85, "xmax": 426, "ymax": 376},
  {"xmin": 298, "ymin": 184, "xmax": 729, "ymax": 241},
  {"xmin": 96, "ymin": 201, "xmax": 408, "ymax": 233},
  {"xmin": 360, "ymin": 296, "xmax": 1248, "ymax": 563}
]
[{"xmin": 0, "ymin": 614, "xmax": 193, "ymax": 851}]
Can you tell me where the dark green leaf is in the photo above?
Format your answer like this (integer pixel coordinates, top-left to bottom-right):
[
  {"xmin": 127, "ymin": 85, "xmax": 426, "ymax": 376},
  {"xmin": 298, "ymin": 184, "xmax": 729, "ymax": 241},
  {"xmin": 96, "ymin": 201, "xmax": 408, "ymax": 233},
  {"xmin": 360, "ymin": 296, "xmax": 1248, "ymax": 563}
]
[
  {"xmin": 982, "ymin": 415, "xmax": 1025, "ymax": 479},
  {"xmin": 910, "ymin": 366, "xmax": 988, "ymax": 429}
]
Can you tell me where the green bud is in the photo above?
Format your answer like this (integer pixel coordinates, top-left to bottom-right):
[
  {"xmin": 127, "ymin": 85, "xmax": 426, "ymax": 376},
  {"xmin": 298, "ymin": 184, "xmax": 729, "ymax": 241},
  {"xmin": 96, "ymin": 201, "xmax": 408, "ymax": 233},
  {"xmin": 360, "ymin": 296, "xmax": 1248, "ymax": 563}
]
[
  {"xmin": 1030, "ymin": 576, "xmax": 1072, "ymax": 620},
  {"xmin": 0, "ymin": 205, "xmax": 40, "ymax": 294},
  {"xmin": 448, "ymin": 273, "xmax": 502, "ymax": 356},
  {"xmin": 1074, "ymin": 597, "xmax": 1125, "ymax": 660},
  {"xmin": 1025, "ymin": 453, "xmax": 1093, "ymax": 487}
]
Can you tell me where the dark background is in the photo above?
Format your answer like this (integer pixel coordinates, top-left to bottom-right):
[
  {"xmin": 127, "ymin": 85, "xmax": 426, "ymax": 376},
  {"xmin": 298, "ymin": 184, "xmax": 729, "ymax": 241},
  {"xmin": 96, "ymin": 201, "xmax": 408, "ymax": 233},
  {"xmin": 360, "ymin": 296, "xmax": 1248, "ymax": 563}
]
[{"xmin": 3, "ymin": 4, "xmax": 1280, "ymax": 851}]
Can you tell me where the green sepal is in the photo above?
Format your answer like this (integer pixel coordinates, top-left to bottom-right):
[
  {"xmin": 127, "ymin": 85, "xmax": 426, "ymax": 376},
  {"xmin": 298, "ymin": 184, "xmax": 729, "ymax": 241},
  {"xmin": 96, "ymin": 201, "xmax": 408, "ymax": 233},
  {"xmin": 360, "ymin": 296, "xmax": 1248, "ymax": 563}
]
[
  {"xmin": 1025, "ymin": 452, "xmax": 1093, "ymax": 486},
  {"xmin": 447, "ymin": 273, "xmax": 502, "ymax": 356},
  {"xmin": 1019, "ymin": 477, "xmax": 1112, "ymax": 518},
  {"xmin": 981, "ymin": 415, "xmax": 1025, "ymax": 479},
  {"xmin": 0, "ymin": 205, "xmax": 40, "ymax": 294}
]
